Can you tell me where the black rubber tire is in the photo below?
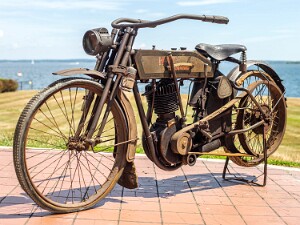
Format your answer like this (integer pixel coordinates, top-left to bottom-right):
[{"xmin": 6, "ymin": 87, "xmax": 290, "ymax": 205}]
[
  {"xmin": 13, "ymin": 78, "xmax": 128, "ymax": 213},
  {"xmin": 225, "ymin": 71, "xmax": 286, "ymax": 167}
]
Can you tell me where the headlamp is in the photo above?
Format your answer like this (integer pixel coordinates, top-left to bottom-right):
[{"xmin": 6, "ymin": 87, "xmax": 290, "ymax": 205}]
[{"xmin": 82, "ymin": 27, "xmax": 112, "ymax": 56}]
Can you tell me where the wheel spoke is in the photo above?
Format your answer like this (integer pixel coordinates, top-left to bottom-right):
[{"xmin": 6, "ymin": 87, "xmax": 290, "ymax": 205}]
[
  {"xmin": 14, "ymin": 79, "xmax": 127, "ymax": 212},
  {"xmin": 38, "ymin": 105, "xmax": 69, "ymax": 141},
  {"xmin": 228, "ymin": 72, "xmax": 286, "ymax": 166},
  {"xmin": 52, "ymin": 94, "xmax": 75, "ymax": 137}
]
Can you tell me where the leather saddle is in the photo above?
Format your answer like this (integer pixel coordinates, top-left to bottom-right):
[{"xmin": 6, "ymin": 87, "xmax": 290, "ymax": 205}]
[{"xmin": 195, "ymin": 43, "xmax": 246, "ymax": 61}]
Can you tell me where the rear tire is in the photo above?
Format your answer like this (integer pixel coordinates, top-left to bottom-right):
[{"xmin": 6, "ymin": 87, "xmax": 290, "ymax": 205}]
[
  {"xmin": 225, "ymin": 71, "xmax": 286, "ymax": 167},
  {"xmin": 13, "ymin": 78, "xmax": 128, "ymax": 213}
]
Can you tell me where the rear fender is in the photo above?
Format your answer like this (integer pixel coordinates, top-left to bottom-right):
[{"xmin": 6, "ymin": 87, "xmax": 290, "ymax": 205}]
[{"xmin": 227, "ymin": 60, "xmax": 285, "ymax": 93}]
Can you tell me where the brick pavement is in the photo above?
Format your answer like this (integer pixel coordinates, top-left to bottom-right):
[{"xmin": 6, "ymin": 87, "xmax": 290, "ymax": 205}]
[{"xmin": 0, "ymin": 148, "xmax": 299, "ymax": 225}]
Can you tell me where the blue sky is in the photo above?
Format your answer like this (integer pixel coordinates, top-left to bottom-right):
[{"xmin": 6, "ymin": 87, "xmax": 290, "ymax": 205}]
[{"xmin": 0, "ymin": 0, "xmax": 299, "ymax": 60}]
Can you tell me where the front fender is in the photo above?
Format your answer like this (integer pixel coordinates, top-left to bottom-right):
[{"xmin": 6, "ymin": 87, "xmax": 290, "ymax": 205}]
[
  {"xmin": 117, "ymin": 90, "xmax": 138, "ymax": 162},
  {"xmin": 227, "ymin": 60, "xmax": 285, "ymax": 93},
  {"xmin": 53, "ymin": 68, "xmax": 106, "ymax": 80}
]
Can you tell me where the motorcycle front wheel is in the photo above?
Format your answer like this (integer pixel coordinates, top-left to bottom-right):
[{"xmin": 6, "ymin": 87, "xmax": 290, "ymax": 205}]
[{"xmin": 13, "ymin": 78, "xmax": 128, "ymax": 213}]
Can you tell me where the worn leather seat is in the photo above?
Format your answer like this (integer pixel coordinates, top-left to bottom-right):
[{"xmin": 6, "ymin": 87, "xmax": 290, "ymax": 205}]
[{"xmin": 195, "ymin": 43, "xmax": 246, "ymax": 61}]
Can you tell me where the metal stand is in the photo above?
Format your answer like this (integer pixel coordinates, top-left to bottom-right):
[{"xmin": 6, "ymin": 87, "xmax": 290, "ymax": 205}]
[{"xmin": 222, "ymin": 124, "xmax": 268, "ymax": 187}]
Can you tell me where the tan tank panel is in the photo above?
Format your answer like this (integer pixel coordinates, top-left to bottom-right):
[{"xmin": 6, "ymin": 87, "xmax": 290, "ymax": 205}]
[{"xmin": 134, "ymin": 50, "xmax": 213, "ymax": 79}]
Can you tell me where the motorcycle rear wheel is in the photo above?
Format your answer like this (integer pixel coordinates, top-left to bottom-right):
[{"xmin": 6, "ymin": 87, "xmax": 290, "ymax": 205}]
[
  {"xmin": 225, "ymin": 71, "xmax": 286, "ymax": 167},
  {"xmin": 13, "ymin": 78, "xmax": 128, "ymax": 213}
]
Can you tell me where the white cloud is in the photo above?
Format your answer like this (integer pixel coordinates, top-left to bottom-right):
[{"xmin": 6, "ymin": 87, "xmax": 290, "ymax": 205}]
[
  {"xmin": 12, "ymin": 42, "xmax": 19, "ymax": 49},
  {"xmin": 177, "ymin": 0, "xmax": 236, "ymax": 6},
  {"xmin": 134, "ymin": 9, "xmax": 166, "ymax": 18},
  {"xmin": 272, "ymin": 29, "xmax": 295, "ymax": 35},
  {"xmin": 134, "ymin": 43, "xmax": 147, "ymax": 49},
  {"xmin": 243, "ymin": 34, "xmax": 293, "ymax": 44},
  {"xmin": 146, "ymin": 12, "xmax": 166, "ymax": 18},
  {"xmin": 0, "ymin": 30, "xmax": 4, "ymax": 38},
  {"xmin": 135, "ymin": 9, "xmax": 148, "ymax": 14}
]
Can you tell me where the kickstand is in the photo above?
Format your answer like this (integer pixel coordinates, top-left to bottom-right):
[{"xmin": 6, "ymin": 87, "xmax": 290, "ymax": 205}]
[{"xmin": 222, "ymin": 124, "xmax": 268, "ymax": 187}]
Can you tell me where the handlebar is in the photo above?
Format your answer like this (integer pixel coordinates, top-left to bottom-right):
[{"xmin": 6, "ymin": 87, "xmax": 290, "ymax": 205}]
[{"xmin": 111, "ymin": 14, "xmax": 229, "ymax": 29}]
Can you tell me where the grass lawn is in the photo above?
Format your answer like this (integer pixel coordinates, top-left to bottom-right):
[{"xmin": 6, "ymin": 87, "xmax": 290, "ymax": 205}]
[{"xmin": 0, "ymin": 90, "xmax": 299, "ymax": 167}]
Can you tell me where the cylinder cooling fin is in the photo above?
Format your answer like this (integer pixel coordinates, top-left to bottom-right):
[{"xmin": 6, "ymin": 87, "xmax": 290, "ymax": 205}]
[
  {"xmin": 145, "ymin": 80, "xmax": 179, "ymax": 115},
  {"xmin": 143, "ymin": 79, "xmax": 183, "ymax": 166}
]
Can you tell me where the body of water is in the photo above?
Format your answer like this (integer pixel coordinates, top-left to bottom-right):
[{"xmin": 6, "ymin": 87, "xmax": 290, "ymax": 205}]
[{"xmin": 0, "ymin": 59, "xmax": 299, "ymax": 97}]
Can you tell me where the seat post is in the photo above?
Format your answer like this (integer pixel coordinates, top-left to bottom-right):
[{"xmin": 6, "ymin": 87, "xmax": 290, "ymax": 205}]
[
  {"xmin": 211, "ymin": 59, "xmax": 220, "ymax": 77},
  {"xmin": 239, "ymin": 50, "xmax": 247, "ymax": 72}
]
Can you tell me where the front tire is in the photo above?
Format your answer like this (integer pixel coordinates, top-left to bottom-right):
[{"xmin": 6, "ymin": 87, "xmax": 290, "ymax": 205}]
[{"xmin": 13, "ymin": 78, "xmax": 128, "ymax": 213}]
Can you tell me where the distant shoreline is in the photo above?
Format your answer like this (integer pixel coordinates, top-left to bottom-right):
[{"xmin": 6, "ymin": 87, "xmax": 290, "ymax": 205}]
[
  {"xmin": 1, "ymin": 60, "xmax": 299, "ymax": 97},
  {"xmin": 1, "ymin": 59, "xmax": 300, "ymax": 64},
  {"xmin": 10, "ymin": 90, "xmax": 300, "ymax": 99},
  {"xmin": 0, "ymin": 59, "xmax": 94, "ymax": 63}
]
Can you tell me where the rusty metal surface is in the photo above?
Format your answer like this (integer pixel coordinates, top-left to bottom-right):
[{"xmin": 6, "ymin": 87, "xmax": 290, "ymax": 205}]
[
  {"xmin": 134, "ymin": 50, "xmax": 213, "ymax": 79},
  {"xmin": 14, "ymin": 13, "xmax": 288, "ymax": 214},
  {"xmin": 226, "ymin": 60, "xmax": 285, "ymax": 93},
  {"xmin": 111, "ymin": 14, "xmax": 229, "ymax": 29},
  {"xmin": 189, "ymin": 152, "xmax": 253, "ymax": 157},
  {"xmin": 117, "ymin": 90, "xmax": 138, "ymax": 162},
  {"xmin": 52, "ymin": 68, "xmax": 106, "ymax": 79},
  {"xmin": 174, "ymin": 96, "xmax": 244, "ymax": 136},
  {"xmin": 170, "ymin": 80, "xmax": 267, "ymax": 142}
]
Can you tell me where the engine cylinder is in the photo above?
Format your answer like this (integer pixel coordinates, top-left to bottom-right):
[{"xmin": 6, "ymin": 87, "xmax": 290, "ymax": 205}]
[{"xmin": 145, "ymin": 81, "xmax": 179, "ymax": 115}]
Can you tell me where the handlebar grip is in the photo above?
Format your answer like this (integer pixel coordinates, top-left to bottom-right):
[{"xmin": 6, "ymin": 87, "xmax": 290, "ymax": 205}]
[{"xmin": 202, "ymin": 15, "xmax": 229, "ymax": 24}]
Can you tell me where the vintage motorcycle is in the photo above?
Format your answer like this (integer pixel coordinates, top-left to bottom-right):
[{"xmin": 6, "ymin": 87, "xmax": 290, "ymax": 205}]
[{"xmin": 13, "ymin": 14, "xmax": 286, "ymax": 213}]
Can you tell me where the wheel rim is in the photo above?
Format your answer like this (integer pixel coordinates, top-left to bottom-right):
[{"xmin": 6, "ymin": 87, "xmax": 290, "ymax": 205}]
[
  {"xmin": 237, "ymin": 80, "xmax": 286, "ymax": 159},
  {"xmin": 226, "ymin": 71, "xmax": 286, "ymax": 165},
  {"xmin": 22, "ymin": 81, "xmax": 126, "ymax": 209}
]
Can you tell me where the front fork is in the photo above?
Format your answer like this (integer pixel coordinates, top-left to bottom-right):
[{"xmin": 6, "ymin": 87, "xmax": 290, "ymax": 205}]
[
  {"xmin": 75, "ymin": 73, "xmax": 122, "ymax": 149},
  {"xmin": 84, "ymin": 27, "xmax": 136, "ymax": 144}
]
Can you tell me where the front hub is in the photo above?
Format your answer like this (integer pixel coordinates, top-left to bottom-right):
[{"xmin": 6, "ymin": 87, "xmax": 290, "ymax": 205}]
[{"xmin": 67, "ymin": 137, "xmax": 89, "ymax": 151}]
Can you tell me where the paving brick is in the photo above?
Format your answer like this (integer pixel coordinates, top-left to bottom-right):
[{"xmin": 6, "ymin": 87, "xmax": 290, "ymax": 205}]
[
  {"xmin": 120, "ymin": 209, "xmax": 161, "ymax": 223},
  {"xmin": 202, "ymin": 214, "xmax": 246, "ymax": 225},
  {"xmin": 74, "ymin": 219, "xmax": 118, "ymax": 225},
  {"xmin": 199, "ymin": 204, "xmax": 239, "ymax": 215},
  {"xmin": 0, "ymin": 148, "xmax": 299, "ymax": 225},
  {"xmin": 272, "ymin": 206, "xmax": 300, "ymax": 217},
  {"xmin": 242, "ymin": 215, "xmax": 285, "ymax": 225},
  {"xmin": 195, "ymin": 195, "xmax": 232, "ymax": 206},
  {"xmin": 229, "ymin": 196, "xmax": 268, "ymax": 207},
  {"xmin": 119, "ymin": 222, "xmax": 161, "ymax": 225},
  {"xmin": 161, "ymin": 211, "xmax": 204, "ymax": 224},
  {"xmin": 235, "ymin": 205, "xmax": 277, "ymax": 216},
  {"xmin": 121, "ymin": 199, "xmax": 160, "ymax": 211},
  {"xmin": 0, "ymin": 216, "xmax": 29, "ymax": 225},
  {"xmin": 160, "ymin": 202, "xmax": 199, "ymax": 213},
  {"xmin": 281, "ymin": 216, "xmax": 300, "ymax": 225},
  {"xmin": 26, "ymin": 217, "xmax": 74, "ymax": 225},
  {"xmin": 76, "ymin": 208, "xmax": 119, "ymax": 221}
]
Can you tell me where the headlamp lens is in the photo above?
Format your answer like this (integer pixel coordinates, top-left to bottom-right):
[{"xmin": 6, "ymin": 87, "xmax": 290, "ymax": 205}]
[{"xmin": 82, "ymin": 28, "xmax": 112, "ymax": 56}]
